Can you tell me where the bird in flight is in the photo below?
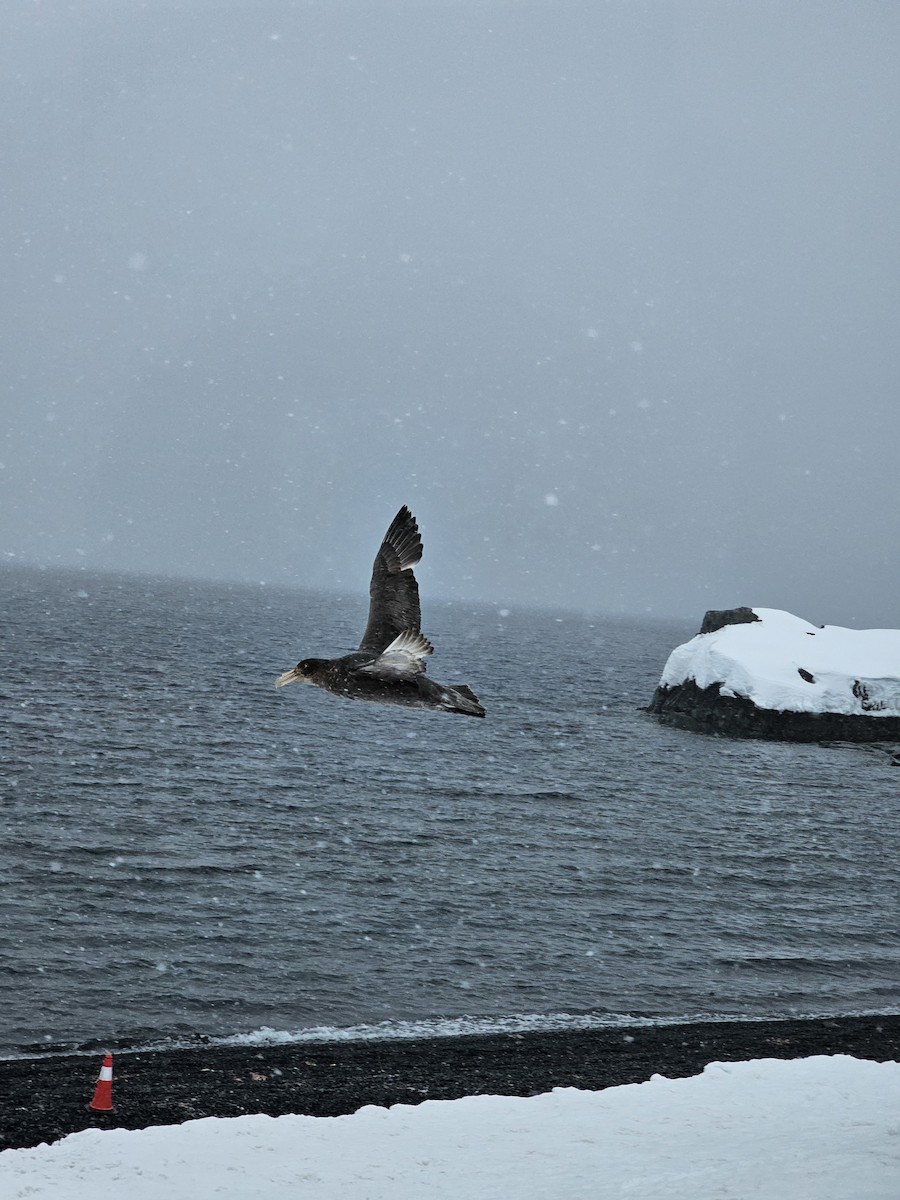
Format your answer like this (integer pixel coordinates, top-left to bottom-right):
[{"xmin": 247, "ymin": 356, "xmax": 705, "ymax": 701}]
[{"xmin": 275, "ymin": 506, "xmax": 485, "ymax": 717}]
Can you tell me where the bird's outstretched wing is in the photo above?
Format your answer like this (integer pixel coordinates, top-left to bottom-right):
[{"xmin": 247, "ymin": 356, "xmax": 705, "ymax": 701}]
[{"xmin": 358, "ymin": 506, "xmax": 423, "ymax": 653}]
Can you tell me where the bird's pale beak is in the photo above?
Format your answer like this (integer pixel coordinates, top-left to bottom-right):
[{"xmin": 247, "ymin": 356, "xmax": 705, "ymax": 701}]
[{"xmin": 275, "ymin": 667, "xmax": 303, "ymax": 689}]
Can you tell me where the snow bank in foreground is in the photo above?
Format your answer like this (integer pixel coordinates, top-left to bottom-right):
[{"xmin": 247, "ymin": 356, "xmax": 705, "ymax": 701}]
[
  {"xmin": 660, "ymin": 607, "xmax": 900, "ymax": 716},
  {"xmin": 2, "ymin": 1056, "xmax": 899, "ymax": 1200}
]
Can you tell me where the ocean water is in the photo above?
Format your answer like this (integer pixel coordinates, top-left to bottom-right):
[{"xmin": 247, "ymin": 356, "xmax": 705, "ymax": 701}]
[{"xmin": 1, "ymin": 566, "xmax": 898, "ymax": 1058}]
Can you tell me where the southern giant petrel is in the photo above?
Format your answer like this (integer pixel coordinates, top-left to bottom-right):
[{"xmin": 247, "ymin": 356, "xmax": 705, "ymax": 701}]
[{"xmin": 275, "ymin": 506, "xmax": 485, "ymax": 717}]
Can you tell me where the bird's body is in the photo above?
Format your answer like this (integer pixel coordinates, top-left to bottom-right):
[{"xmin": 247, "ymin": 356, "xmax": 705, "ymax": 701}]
[{"xmin": 276, "ymin": 507, "xmax": 485, "ymax": 718}]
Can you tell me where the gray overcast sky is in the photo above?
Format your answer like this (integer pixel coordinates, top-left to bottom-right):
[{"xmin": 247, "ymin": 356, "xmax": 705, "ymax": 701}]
[{"xmin": 3, "ymin": 0, "xmax": 899, "ymax": 626}]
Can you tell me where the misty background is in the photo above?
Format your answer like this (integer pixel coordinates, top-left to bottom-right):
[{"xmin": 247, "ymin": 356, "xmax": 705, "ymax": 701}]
[{"xmin": 3, "ymin": 0, "xmax": 899, "ymax": 626}]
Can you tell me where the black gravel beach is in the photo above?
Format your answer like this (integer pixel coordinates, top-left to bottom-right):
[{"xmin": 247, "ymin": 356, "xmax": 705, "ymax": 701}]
[{"xmin": 2, "ymin": 1014, "xmax": 897, "ymax": 1152}]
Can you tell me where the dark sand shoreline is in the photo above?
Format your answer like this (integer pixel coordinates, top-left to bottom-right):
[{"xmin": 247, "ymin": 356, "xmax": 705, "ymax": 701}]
[{"xmin": 2, "ymin": 1014, "xmax": 898, "ymax": 1151}]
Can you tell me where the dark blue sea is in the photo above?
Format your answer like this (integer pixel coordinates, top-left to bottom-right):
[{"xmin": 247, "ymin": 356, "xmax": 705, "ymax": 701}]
[{"xmin": 2, "ymin": 566, "xmax": 898, "ymax": 1058}]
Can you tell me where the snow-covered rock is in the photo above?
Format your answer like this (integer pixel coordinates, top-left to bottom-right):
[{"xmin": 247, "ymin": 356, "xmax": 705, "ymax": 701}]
[{"xmin": 648, "ymin": 607, "xmax": 900, "ymax": 742}]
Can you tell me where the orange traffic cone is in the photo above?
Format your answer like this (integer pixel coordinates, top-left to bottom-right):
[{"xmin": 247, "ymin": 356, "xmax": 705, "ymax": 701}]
[{"xmin": 88, "ymin": 1052, "xmax": 114, "ymax": 1112}]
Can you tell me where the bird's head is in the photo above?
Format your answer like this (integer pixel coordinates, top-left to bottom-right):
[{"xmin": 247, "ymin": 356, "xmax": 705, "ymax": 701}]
[{"xmin": 275, "ymin": 658, "xmax": 321, "ymax": 689}]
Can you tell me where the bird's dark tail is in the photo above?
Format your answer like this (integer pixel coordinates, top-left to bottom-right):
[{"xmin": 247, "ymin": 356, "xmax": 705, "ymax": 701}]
[{"xmin": 440, "ymin": 684, "xmax": 486, "ymax": 718}]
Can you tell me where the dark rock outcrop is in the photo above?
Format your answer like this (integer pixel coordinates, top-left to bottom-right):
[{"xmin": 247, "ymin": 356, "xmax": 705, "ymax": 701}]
[
  {"xmin": 647, "ymin": 678, "xmax": 900, "ymax": 742},
  {"xmin": 699, "ymin": 606, "xmax": 760, "ymax": 635}
]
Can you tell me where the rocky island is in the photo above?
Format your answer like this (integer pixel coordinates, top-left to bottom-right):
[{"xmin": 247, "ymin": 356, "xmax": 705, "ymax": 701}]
[{"xmin": 648, "ymin": 606, "xmax": 900, "ymax": 742}]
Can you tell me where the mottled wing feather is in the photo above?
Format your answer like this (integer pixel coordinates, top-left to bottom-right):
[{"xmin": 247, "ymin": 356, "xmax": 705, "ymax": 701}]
[
  {"xmin": 355, "ymin": 629, "xmax": 434, "ymax": 680},
  {"xmin": 358, "ymin": 506, "xmax": 423, "ymax": 653}
]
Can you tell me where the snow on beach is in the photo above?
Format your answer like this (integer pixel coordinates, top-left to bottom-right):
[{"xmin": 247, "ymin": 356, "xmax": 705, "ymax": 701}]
[
  {"xmin": 660, "ymin": 608, "xmax": 900, "ymax": 717},
  {"xmin": 2, "ymin": 1055, "xmax": 898, "ymax": 1200}
]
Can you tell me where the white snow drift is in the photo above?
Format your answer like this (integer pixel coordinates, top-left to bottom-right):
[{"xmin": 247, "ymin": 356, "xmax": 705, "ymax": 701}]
[{"xmin": 659, "ymin": 607, "xmax": 900, "ymax": 716}]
